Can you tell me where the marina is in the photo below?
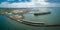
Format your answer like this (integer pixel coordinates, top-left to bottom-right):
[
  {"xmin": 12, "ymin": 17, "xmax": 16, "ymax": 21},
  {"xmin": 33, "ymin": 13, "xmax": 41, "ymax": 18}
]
[
  {"xmin": 0, "ymin": 8, "xmax": 60, "ymax": 27},
  {"xmin": 0, "ymin": 7, "xmax": 60, "ymax": 30}
]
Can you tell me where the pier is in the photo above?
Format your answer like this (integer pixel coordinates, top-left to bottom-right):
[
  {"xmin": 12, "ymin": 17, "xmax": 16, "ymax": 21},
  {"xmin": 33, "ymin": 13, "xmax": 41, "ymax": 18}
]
[
  {"xmin": 4, "ymin": 11, "xmax": 46, "ymax": 27},
  {"xmin": 4, "ymin": 14, "xmax": 60, "ymax": 27},
  {"xmin": 0, "ymin": 10, "xmax": 60, "ymax": 27},
  {"xmin": 34, "ymin": 12, "xmax": 51, "ymax": 15}
]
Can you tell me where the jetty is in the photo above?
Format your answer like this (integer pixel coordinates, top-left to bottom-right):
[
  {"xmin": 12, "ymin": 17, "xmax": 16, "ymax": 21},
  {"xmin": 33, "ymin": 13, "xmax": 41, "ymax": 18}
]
[
  {"xmin": 34, "ymin": 12, "xmax": 51, "ymax": 15},
  {"xmin": 4, "ymin": 13, "xmax": 60, "ymax": 27},
  {"xmin": 4, "ymin": 10, "xmax": 45, "ymax": 27},
  {"xmin": 0, "ymin": 10, "xmax": 60, "ymax": 27}
]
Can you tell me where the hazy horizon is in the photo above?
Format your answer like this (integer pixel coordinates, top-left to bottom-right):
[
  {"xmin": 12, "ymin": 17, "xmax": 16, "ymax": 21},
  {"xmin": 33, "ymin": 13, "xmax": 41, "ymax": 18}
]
[{"xmin": 0, "ymin": 0, "xmax": 60, "ymax": 8}]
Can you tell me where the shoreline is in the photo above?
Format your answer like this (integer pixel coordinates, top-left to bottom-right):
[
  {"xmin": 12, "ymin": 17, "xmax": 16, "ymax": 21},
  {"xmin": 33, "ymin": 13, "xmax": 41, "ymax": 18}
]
[{"xmin": 3, "ymin": 13, "xmax": 60, "ymax": 27}]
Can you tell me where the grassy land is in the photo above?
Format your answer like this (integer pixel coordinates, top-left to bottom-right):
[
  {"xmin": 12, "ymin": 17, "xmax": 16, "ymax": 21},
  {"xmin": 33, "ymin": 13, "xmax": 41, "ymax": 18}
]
[{"xmin": 0, "ymin": 10, "xmax": 7, "ymax": 14}]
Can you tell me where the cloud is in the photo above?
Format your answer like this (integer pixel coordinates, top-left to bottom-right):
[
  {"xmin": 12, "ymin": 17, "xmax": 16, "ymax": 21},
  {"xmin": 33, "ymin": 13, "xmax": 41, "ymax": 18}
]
[
  {"xmin": 0, "ymin": 2, "xmax": 36, "ymax": 8},
  {"xmin": 0, "ymin": 0, "xmax": 60, "ymax": 8},
  {"xmin": 7, "ymin": 2, "xmax": 36, "ymax": 8},
  {"xmin": 0, "ymin": 2, "xmax": 9, "ymax": 8}
]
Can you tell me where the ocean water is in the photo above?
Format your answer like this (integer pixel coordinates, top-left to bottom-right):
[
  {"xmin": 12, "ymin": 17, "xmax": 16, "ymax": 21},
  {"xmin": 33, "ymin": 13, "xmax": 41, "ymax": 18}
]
[{"xmin": 0, "ymin": 7, "xmax": 60, "ymax": 30}]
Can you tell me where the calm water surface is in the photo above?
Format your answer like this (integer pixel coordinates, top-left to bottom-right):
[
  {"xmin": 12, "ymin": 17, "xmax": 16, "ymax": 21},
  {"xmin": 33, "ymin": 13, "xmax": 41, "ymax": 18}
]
[{"xmin": 0, "ymin": 7, "xmax": 60, "ymax": 30}]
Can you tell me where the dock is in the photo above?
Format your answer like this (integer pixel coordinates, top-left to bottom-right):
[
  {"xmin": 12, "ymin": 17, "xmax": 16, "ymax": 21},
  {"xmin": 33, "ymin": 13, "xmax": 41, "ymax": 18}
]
[
  {"xmin": 34, "ymin": 12, "xmax": 51, "ymax": 15},
  {"xmin": 0, "ymin": 10, "xmax": 60, "ymax": 27},
  {"xmin": 4, "ymin": 13, "xmax": 60, "ymax": 27},
  {"xmin": 4, "ymin": 13, "xmax": 45, "ymax": 27}
]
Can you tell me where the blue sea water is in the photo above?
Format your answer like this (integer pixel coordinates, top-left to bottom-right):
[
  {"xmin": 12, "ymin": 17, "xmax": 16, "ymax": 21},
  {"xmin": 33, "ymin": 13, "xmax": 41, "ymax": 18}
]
[{"xmin": 0, "ymin": 7, "xmax": 60, "ymax": 30}]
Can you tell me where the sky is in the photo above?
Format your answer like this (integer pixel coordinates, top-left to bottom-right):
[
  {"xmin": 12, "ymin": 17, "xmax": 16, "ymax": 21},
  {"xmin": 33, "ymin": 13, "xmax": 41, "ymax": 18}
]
[{"xmin": 0, "ymin": 0, "xmax": 60, "ymax": 8}]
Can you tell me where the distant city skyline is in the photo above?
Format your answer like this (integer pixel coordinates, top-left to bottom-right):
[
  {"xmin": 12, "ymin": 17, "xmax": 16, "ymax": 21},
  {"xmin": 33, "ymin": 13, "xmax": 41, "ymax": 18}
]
[{"xmin": 0, "ymin": 0, "xmax": 60, "ymax": 8}]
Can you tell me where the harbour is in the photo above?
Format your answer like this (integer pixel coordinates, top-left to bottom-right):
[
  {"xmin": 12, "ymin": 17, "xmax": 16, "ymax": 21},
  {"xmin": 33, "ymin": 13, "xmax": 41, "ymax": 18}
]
[{"xmin": 0, "ymin": 7, "xmax": 60, "ymax": 30}]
